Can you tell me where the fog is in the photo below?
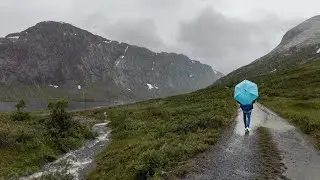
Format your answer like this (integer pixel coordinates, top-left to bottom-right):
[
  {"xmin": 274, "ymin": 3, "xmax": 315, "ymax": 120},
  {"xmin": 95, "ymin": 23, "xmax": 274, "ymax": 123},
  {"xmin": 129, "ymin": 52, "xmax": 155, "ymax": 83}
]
[{"xmin": 0, "ymin": 0, "xmax": 317, "ymax": 73}]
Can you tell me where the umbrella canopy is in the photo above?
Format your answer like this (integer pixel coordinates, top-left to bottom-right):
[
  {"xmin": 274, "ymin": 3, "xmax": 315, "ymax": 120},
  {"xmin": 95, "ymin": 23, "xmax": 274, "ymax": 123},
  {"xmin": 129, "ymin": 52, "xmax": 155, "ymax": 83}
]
[{"xmin": 234, "ymin": 80, "xmax": 259, "ymax": 105}]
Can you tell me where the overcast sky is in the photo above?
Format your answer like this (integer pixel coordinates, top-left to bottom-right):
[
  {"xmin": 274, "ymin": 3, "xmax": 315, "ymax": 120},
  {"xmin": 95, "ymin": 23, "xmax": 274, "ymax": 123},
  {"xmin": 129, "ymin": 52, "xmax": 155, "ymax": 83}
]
[{"xmin": 0, "ymin": 0, "xmax": 319, "ymax": 73}]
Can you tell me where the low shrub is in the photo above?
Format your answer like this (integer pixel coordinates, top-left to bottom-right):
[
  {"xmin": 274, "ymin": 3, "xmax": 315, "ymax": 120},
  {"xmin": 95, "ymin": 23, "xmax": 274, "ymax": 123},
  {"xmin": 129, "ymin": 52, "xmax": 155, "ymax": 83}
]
[
  {"xmin": 10, "ymin": 100, "xmax": 31, "ymax": 121},
  {"xmin": 46, "ymin": 99, "xmax": 95, "ymax": 152},
  {"xmin": 0, "ymin": 126, "xmax": 35, "ymax": 147},
  {"xmin": 10, "ymin": 111, "xmax": 31, "ymax": 121}
]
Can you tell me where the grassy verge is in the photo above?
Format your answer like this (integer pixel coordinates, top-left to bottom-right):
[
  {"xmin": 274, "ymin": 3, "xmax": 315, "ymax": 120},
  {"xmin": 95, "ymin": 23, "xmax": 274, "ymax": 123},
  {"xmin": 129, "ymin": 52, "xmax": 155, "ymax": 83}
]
[
  {"xmin": 257, "ymin": 127, "xmax": 288, "ymax": 180},
  {"xmin": 0, "ymin": 102, "xmax": 98, "ymax": 179},
  {"xmin": 85, "ymin": 85, "xmax": 237, "ymax": 179},
  {"xmin": 254, "ymin": 59, "xmax": 320, "ymax": 149}
]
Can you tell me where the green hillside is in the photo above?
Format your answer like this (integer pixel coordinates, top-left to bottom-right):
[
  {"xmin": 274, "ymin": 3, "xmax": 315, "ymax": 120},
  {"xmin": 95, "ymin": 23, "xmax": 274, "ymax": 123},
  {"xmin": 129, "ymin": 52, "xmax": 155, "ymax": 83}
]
[
  {"xmin": 255, "ymin": 59, "xmax": 320, "ymax": 149},
  {"xmin": 86, "ymin": 86, "xmax": 237, "ymax": 179},
  {"xmin": 220, "ymin": 57, "xmax": 320, "ymax": 149},
  {"xmin": 218, "ymin": 45, "xmax": 320, "ymax": 85},
  {"xmin": 84, "ymin": 57, "xmax": 320, "ymax": 179}
]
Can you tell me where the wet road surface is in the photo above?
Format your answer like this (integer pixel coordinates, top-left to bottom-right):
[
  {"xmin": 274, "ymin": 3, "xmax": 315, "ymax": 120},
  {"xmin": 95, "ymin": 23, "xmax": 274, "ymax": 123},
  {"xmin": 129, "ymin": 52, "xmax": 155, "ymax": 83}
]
[
  {"xmin": 260, "ymin": 105, "xmax": 320, "ymax": 180},
  {"xmin": 183, "ymin": 104, "xmax": 265, "ymax": 180},
  {"xmin": 183, "ymin": 104, "xmax": 320, "ymax": 180}
]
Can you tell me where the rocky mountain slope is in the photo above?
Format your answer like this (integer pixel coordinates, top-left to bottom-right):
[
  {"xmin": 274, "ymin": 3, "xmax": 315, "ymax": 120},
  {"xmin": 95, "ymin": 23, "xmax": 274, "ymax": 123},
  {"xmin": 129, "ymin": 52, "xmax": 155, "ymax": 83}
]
[
  {"xmin": 218, "ymin": 15, "xmax": 320, "ymax": 84},
  {"xmin": 0, "ymin": 21, "xmax": 222, "ymax": 102}
]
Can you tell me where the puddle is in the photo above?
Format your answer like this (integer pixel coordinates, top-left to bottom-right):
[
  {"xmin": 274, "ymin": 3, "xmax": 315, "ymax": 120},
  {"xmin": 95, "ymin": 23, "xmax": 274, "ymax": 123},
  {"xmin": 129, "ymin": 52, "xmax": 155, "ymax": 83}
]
[{"xmin": 259, "ymin": 105, "xmax": 320, "ymax": 180}]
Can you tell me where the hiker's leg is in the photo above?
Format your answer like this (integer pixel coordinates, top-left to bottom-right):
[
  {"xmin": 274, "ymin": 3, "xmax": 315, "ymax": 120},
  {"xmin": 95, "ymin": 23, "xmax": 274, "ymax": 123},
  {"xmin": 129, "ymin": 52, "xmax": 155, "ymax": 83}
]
[
  {"xmin": 246, "ymin": 111, "xmax": 252, "ymax": 128},
  {"xmin": 243, "ymin": 112, "xmax": 247, "ymax": 128}
]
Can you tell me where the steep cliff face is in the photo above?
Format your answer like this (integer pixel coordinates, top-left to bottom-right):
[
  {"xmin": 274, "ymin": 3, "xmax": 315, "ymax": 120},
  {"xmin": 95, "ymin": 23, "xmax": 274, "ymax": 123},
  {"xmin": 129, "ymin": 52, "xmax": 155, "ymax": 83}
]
[
  {"xmin": 218, "ymin": 15, "xmax": 320, "ymax": 84},
  {"xmin": 276, "ymin": 15, "xmax": 320, "ymax": 52},
  {"xmin": 0, "ymin": 21, "xmax": 222, "ymax": 102}
]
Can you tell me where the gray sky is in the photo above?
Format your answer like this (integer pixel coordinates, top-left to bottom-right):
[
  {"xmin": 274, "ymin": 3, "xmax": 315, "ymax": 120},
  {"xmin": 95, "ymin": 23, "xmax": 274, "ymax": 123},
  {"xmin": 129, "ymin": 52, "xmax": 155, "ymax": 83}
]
[{"xmin": 0, "ymin": 0, "xmax": 318, "ymax": 73}]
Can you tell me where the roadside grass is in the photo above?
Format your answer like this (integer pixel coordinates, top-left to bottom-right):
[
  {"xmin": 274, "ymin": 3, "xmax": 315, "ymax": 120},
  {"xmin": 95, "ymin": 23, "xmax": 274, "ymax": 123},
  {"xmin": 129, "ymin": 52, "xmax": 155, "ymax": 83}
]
[
  {"xmin": 257, "ymin": 127, "xmax": 288, "ymax": 180},
  {"xmin": 87, "ymin": 85, "xmax": 237, "ymax": 180},
  {"xmin": 0, "ymin": 102, "xmax": 98, "ymax": 179},
  {"xmin": 254, "ymin": 59, "xmax": 320, "ymax": 149}
]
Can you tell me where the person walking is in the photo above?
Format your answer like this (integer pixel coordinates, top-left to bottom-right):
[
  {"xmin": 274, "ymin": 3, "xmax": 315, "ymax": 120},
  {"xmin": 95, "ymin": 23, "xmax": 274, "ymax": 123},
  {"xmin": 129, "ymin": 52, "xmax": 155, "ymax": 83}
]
[
  {"xmin": 234, "ymin": 80, "xmax": 259, "ymax": 133},
  {"xmin": 237, "ymin": 100, "xmax": 256, "ymax": 132}
]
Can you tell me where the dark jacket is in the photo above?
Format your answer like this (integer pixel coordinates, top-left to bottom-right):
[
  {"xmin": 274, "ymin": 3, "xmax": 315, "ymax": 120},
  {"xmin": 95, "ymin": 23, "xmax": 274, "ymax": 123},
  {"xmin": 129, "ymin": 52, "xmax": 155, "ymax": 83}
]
[
  {"xmin": 240, "ymin": 104, "xmax": 253, "ymax": 112},
  {"xmin": 237, "ymin": 100, "xmax": 256, "ymax": 113}
]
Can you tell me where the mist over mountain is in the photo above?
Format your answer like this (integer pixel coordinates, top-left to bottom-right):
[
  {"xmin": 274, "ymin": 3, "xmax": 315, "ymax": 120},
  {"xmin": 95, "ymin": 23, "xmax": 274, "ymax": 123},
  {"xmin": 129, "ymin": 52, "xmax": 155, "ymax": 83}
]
[{"xmin": 218, "ymin": 15, "xmax": 320, "ymax": 84}]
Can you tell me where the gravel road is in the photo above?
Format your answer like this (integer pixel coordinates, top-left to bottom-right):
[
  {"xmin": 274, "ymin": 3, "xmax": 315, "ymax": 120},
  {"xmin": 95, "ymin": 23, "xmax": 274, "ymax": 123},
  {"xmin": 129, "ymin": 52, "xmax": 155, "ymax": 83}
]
[{"xmin": 183, "ymin": 104, "xmax": 320, "ymax": 180}]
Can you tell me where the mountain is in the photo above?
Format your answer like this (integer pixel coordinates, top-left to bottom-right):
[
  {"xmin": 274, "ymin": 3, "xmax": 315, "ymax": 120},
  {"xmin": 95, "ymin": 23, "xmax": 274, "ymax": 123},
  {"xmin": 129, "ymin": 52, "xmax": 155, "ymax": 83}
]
[
  {"xmin": 0, "ymin": 21, "xmax": 222, "ymax": 103},
  {"xmin": 218, "ymin": 15, "xmax": 320, "ymax": 84}
]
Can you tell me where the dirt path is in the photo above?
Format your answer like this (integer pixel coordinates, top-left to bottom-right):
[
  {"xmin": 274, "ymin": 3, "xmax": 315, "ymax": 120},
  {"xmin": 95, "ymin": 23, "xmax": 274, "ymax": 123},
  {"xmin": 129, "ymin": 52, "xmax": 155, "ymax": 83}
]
[
  {"xmin": 183, "ymin": 104, "xmax": 320, "ymax": 180},
  {"xmin": 183, "ymin": 104, "xmax": 266, "ymax": 180},
  {"xmin": 260, "ymin": 105, "xmax": 320, "ymax": 180}
]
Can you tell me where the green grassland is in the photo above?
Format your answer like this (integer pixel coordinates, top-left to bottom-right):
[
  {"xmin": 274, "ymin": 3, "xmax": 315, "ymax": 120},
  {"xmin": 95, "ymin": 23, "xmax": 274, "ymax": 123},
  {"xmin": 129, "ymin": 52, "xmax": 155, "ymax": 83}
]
[
  {"xmin": 0, "ymin": 102, "xmax": 98, "ymax": 179},
  {"xmin": 85, "ymin": 86, "xmax": 237, "ymax": 179},
  {"xmin": 84, "ymin": 58, "xmax": 320, "ymax": 179},
  {"xmin": 255, "ymin": 59, "xmax": 320, "ymax": 149},
  {"xmin": 82, "ymin": 58, "xmax": 320, "ymax": 179}
]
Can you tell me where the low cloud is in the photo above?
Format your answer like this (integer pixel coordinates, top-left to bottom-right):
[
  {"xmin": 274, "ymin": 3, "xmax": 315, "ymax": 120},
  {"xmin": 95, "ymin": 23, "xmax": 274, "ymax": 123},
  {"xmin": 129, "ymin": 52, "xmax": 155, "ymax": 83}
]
[
  {"xmin": 0, "ymin": 1, "xmax": 304, "ymax": 73},
  {"xmin": 102, "ymin": 19, "xmax": 164, "ymax": 50},
  {"xmin": 177, "ymin": 7, "xmax": 299, "ymax": 73}
]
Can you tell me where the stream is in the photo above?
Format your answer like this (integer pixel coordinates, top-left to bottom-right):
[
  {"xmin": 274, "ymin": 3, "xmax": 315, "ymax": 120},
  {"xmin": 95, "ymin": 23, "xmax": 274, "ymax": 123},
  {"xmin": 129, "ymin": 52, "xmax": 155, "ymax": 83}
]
[{"xmin": 20, "ymin": 114, "xmax": 110, "ymax": 180}]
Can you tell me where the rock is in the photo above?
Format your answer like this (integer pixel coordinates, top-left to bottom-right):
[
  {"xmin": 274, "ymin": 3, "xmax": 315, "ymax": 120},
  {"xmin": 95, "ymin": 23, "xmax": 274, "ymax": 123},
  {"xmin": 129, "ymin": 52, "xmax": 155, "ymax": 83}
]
[{"xmin": 0, "ymin": 21, "xmax": 222, "ymax": 102}]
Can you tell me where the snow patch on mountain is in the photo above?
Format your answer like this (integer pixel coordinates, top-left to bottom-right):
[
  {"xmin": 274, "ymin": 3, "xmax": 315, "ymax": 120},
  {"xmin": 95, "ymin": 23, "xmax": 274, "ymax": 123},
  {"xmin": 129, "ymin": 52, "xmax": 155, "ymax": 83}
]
[
  {"xmin": 146, "ymin": 83, "xmax": 154, "ymax": 90},
  {"xmin": 49, "ymin": 84, "xmax": 59, "ymax": 88},
  {"xmin": 104, "ymin": 40, "xmax": 112, "ymax": 44},
  {"xmin": 8, "ymin": 36, "xmax": 19, "ymax": 39}
]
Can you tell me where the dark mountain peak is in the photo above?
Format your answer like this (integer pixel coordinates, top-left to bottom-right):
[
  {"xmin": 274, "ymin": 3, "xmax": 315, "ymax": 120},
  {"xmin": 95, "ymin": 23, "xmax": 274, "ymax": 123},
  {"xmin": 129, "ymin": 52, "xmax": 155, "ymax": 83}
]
[
  {"xmin": 0, "ymin": 21, "xmax": 222, "ymax": 102},
  {"xmin": 24, "ymin": 21, "xmax": 81, "ymax": 34}
]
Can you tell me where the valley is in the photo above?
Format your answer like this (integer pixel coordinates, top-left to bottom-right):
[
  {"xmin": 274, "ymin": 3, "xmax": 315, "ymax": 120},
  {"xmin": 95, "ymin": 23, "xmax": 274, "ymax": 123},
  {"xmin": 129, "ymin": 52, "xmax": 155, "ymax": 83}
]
[{"xmin": 1, "ymin": 12, "xmax": 320, "ymax": 180}]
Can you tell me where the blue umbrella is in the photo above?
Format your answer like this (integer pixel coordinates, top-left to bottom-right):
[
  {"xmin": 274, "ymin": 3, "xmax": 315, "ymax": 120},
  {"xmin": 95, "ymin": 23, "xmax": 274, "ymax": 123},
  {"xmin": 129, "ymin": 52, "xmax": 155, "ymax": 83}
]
[{"xmin": 234, "ymin": 80, "xmax": 259, "ymax": 105}]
